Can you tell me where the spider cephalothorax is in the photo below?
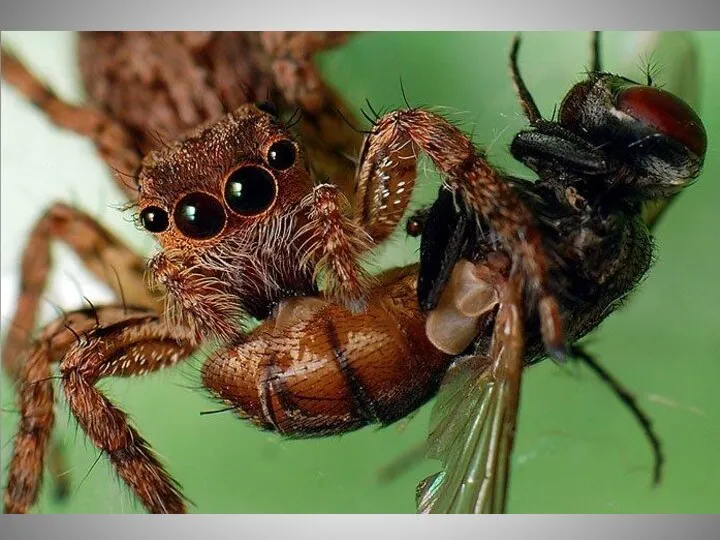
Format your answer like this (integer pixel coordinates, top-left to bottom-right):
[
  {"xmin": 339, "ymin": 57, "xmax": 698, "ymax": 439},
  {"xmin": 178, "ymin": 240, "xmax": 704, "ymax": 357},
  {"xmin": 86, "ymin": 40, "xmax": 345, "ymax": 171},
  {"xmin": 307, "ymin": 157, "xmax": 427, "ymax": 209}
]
[{"xmin": 136, "ymin": 105, "xmax": 321, "ymax": 340}]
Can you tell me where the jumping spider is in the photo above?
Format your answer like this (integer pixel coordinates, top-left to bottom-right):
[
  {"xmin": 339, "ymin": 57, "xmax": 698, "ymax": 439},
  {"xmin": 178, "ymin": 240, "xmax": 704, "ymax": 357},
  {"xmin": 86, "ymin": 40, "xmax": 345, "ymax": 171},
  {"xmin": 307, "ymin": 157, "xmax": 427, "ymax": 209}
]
[
  {"xmin": 1, "ymin": 31, "xmax": 569, "ymax": 514},
  {"xmin": 0, "ymin": 32, "xmax": 707, "ymax": 515}
]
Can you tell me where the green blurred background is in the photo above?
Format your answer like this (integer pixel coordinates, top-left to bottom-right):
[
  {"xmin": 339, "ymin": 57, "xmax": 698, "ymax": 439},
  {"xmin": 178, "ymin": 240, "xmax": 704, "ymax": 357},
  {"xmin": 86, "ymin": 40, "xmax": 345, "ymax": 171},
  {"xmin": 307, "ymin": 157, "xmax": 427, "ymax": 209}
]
[{"xmin": 1, "ymin": 32, "xmax": 718, "ymax": 513}]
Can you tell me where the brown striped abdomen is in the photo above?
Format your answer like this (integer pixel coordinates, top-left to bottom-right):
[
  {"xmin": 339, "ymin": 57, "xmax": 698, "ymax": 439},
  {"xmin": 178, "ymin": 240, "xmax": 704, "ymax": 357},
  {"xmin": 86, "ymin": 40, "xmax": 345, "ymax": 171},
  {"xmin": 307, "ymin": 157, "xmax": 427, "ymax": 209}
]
[{"xmin": 202, "ymin": 266, "xmax": 453, "ymax": 436}]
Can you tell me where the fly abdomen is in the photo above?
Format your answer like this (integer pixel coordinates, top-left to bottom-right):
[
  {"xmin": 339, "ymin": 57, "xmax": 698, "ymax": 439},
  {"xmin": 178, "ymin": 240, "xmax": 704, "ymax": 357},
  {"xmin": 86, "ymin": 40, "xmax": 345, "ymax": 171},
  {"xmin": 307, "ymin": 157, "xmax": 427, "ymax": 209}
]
[{"xmin": 202, "ymin": 268, "xmax": 452, "ymax": 437}]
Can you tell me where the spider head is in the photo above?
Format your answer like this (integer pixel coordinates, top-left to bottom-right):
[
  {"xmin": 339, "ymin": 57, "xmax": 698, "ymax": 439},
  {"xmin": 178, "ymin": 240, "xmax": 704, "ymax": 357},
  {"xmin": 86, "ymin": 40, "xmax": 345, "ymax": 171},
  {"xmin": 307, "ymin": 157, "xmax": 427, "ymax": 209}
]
[
  {"xmin": 136, "ymin": 104, "xmax": 319, "ymax": 323},
  {"xmin": 136, "ymin": 103, "xmax": 312, "ymax": 250}
]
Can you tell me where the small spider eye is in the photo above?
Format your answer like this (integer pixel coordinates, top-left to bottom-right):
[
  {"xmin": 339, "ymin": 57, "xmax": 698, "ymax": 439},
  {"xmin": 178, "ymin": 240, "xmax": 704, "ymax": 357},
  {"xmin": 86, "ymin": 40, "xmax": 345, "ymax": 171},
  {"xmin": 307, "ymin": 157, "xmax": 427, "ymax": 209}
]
[
  {"xmin": 267, "ymin": 140, "xmax": 297, "ymax": 170},
  {"xmin": 224, "ymin": 166, "xmax": 277, "ymax": 216},
  {"xmin": 174, "ymin": 192, "xmax": 226, "ymax": 240},
  {"xmin": 139, "ymin": 206, "xmax": 169, "ymax": 233},
  {"xmin": 256, "ymin": 101, "xmax": 279, "ymax": 117},
  {"xmin": 406, "ymin": 217, "xmax": 424, "ymax": 237},
  {"xmin": 406, "ymin": 209, "xmax": 429, "ymax": 238}
]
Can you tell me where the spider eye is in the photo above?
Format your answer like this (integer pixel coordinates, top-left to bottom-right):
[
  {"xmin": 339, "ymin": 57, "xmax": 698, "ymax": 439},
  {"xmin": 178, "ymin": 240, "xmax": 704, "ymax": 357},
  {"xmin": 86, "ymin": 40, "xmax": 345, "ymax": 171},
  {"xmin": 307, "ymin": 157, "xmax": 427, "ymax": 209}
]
[
  {"xmin": 139, "ymin": 206, "xmax": 169, "ymax": 233},
  {"xmin": 616, "ymin": 86, "xmax": 707, "ymax": 157},
  {"xmin": 267, "ymin": 140, "xmax": 297, "ymax": 170},
  {"xmin": 224, "ymin": 166, "xmax": 277, "ymax": 216},
  {"xmin": 256, "ymin": 101, "xmax": 279, "ymax": 117},
  {"xmin": 406, "ymin": 217, "xmax": 424, "ymax": 237},
  {"xmin": 174, "ymin": 193, "xmax": 226, "ymax": 240}
]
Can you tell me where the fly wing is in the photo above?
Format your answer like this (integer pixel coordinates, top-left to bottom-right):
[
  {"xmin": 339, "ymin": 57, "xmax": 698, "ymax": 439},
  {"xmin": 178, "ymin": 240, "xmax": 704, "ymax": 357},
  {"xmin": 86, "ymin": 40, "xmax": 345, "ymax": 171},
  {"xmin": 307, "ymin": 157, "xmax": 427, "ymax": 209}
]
[
  {"xmin": 417, "ymin": 278, "xmax": 525, "ymax": 514},
  {"xmin": 416, "ymin": 354, "xmax": 512, "ymax": 514}
]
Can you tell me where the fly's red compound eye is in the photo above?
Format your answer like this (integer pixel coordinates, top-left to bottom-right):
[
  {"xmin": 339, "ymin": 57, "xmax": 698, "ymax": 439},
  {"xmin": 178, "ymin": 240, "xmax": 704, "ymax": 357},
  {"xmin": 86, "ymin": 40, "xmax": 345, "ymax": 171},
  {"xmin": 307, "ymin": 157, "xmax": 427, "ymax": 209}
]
[{"xmin": 616, "ymin": 86, "xmax": 707, "ymax": 157}]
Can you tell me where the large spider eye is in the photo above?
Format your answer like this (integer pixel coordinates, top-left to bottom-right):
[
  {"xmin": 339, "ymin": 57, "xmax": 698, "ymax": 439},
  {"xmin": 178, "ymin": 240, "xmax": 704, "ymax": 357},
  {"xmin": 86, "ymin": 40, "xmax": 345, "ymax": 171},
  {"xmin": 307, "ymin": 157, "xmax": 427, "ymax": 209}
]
[
  {"xmin": 616, "ymin": 86, "xmax": 707, "ymax": 157},
  {"xmin": 224, "ymin": 166, "xmax": 277, "ymax": 216},
  {"xmin": 266, "ymin": 140, "xmax": 297, "ymax": 170},
  {"xmin": 174, "ymin": 192, "xmax": 225, "ymax": 239},
  {"xmin": 139, "ymin": 206, "xmax": 169, "ymax": 233}
]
